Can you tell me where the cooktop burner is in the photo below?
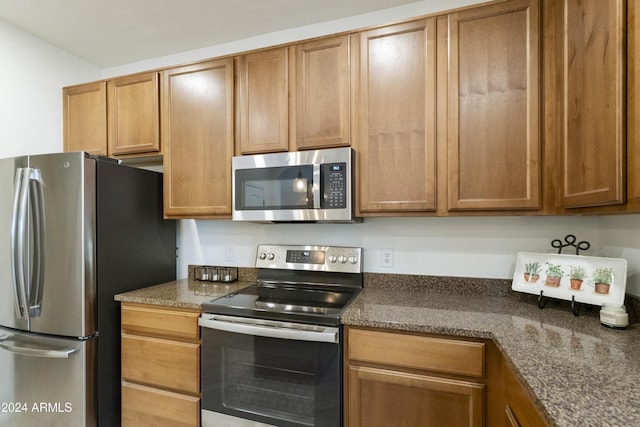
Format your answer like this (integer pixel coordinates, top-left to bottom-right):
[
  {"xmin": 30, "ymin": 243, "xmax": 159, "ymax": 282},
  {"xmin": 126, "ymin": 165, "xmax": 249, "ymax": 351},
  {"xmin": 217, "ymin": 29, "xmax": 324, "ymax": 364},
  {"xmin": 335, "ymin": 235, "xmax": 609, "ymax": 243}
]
[
  {"xmin": 202, "ymin": 284, "xmax": 358, "ymax": 325},
  {"xmin": 201, "ymin": 244, "xmax": 363, "ymax": 326}
]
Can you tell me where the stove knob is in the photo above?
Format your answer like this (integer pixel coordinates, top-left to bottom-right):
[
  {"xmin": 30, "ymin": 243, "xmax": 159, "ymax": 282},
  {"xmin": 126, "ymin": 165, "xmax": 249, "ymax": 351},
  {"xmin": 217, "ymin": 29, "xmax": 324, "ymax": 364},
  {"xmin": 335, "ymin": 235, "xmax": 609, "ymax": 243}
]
[
  {"xmin": 267, "ymin": 253, "xmax": 275, "ymax": 260},
  {"xmin": 328, "ymin": 255, "xmax": 338, "ymax": 263},
  {"xmin": 339, "ymin": 255, "xmax": 347, "ymax": 264},
  {"xmin": 349, "ymin": 256, "xmax": 358, "ymax": 264},
  {"xmin": 258, "ymin": 252, "xmax": 267, "ymax": 260}
]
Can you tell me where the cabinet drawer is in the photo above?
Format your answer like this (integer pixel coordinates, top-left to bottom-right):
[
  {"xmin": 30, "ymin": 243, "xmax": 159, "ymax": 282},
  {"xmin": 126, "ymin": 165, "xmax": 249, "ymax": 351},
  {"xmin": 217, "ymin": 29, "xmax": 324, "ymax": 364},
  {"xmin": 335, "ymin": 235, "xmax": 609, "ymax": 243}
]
[
  {"xmin": 348, "ymin": 328, "xmax": 485, "ymax": 377},
  {"xmin": 121, "ymin": 303, "xmax": 200, "ymax": 340},
  {"xmin": 122, "ymin": 334, "xmax": 200, "ymax": 394},
  {"xmin": 122, "ymin": 381, "xmax": 199, "ymax": 427}
]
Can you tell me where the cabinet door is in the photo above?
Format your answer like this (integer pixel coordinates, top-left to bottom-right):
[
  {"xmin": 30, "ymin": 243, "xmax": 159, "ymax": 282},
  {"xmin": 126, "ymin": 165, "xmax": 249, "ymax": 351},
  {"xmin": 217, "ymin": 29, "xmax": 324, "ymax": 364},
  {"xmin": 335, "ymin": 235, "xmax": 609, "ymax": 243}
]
[
  {"xmin": 162, "ymin": 59, "xmax": 234, "ymax": 217},
  {"xmin": 295, "ymin": 35, "xmax": 351, "ymax": 150},
  {"xmin": 629, "ymin": 0, "xmax": 640, "ymax": 203},
  {"xmin": 503, "ymin": 361, "xmax": 549, "ymax": 427},
  {"xmin": 445, "ymin": 0, "xmax": 541, "ymax": 210},
  {"xmin": 62, "ymin": 82, "xmax": 107, "ymax": 155},
  {"xmin": 348, "ymin": 365, "xmax": 484, "ymax": 427},
  {"xmin": 121, "ymin": 334, "xmax": 200, "ymax": 395},
  {"xmin": 553, "ymin": 0, "xmax": 626, "ymax": 208},
  {"xmin": 108, "ymin": 72, "xmax": 160, "ymax": 156},
  {"xmin": 237, "ymin": 47, "xmax": 289, "ymax": 154},
  {"xmin": 356, "ymin": 19, "xmax": 437, "ymax": 214},
  {"xmin": 122, "ymin": 382, "xmax": 199, "ymax": 427}
]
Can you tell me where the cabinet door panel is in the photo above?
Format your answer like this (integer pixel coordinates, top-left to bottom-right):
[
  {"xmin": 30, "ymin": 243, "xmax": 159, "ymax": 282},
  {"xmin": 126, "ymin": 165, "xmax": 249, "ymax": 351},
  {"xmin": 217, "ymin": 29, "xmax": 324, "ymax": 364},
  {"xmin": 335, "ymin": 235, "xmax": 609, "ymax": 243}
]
[
  {"xmin": 348, "ymin": 365, "xmax": 484, "ymax": 427},
  {"xmin": 121, "ymin": 334, "xmax": 200, "ymax": 395},
  {"xmin": 162, "ymin": 59, "xmax": 234, "ymax": 217},
  {"xmin": 108, "ymin": 72, "xmax": 160, "ymax": 156},
  {"xmin": 557, "ymin": 0, "xmax": 626, "ymax": 208},
  {"xmin": 237, "ymin": 47, "xmax": 289, "ymax": 154},
  {"xmin": 446, "ymin": 0, "xmax": 541, "ymax": 210},
  {"xmin": 357, "ymin": 19, "xmax": 437, "ymax": 213},
  {"xmin": 122, "ymin": 381, "xmax": 199, "ymax": 427},
  {"xmin": 296, "ymin": 35, "xmax": 351, "ymax": 150},
  {"xmin": 63, "ymin": 82, "xmax": 107, "ymax": 155}
]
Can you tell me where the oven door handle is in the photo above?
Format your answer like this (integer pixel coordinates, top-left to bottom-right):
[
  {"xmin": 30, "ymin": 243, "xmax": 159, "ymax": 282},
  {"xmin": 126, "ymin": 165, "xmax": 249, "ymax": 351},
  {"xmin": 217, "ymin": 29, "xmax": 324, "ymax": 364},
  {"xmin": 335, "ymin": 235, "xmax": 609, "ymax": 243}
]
[{"xmin": 199, "ymin": 314, "xmax": 339, "ymax": 344}]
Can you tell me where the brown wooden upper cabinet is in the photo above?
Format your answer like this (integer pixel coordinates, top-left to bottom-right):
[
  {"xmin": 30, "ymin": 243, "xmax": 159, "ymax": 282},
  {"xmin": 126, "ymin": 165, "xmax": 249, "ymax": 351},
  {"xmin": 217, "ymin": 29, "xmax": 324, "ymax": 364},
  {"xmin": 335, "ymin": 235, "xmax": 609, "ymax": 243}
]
[
  {"xmin": 107, "ymin": 72, "xmax": 160, "ymax": 156},
  {"xmin": 295, "ymin": 35, "xmax": 352, "ymax": 150},
  {"xmin": 236, "ymin": 47, "xmax": 290, "ymax": 154},
  {"xmin": 162, "ymin": 59, "xmax": 235, "ymax": 218},
  {"xmin": 63, "ymin": 81, "xmax": 108, "ymax": 156},
  {"xmin": 355, "ymin": 19, "xmax": 438, "ymax": 215},
  {"xmin": 443, "ymin": 0, "xmax": 541, "ymax": 211},
  {"xmin": 548, "ymin": 0, "xmax": 626, "ymax": 209}
]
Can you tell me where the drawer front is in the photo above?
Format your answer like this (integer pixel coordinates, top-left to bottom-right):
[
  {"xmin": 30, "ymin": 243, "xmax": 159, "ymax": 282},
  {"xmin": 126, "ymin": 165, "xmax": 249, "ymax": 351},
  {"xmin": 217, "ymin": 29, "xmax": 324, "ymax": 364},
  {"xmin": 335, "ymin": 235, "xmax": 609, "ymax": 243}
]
[
  {"xmin": 121, "ymin": 303, "xmax": 200, "ymax": 340},
  {"xmin": 122, "ymin": 334, "xmax": 200, "ymax": 394},
  {"xmin": 348, "ymin": 327, "xmax": 485, "ymax": 377},
  {"xmin": 122, "ymin": 381, "xmax": 199, "ymax": 427}
]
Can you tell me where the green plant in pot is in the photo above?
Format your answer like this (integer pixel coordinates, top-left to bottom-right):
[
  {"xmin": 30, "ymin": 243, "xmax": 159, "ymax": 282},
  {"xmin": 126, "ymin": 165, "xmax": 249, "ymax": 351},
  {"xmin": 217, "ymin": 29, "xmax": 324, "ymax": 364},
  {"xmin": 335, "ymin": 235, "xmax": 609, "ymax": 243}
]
[
  {"xmin": 523, "ymin": 262, "xmax": 541, "ymax": 283},
  {"xmin": 592, "ymin": 267, "xmax": 614, "ymax": 294},
  {"xmin": 545, "ymin": 263, "xmax": 563, "ymax": 287},
  {"xmin": 568, "ymin": 265, "xmax": 587, "ymax": 290}
]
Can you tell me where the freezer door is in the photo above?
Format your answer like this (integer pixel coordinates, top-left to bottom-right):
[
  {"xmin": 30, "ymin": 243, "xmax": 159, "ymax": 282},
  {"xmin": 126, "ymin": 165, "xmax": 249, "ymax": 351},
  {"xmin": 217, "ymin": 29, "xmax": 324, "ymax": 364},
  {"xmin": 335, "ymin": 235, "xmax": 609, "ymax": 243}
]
[
  {"xmin": 27, "ymin": 152, "xmax": 96, "ymax": 338},
  {"xmin": 0, "ymin": 326, "xmax": 95, "ymax": 427},
  {"xmin": 0, "ymin": 156, "xmax": 29, "ymax": 332}
]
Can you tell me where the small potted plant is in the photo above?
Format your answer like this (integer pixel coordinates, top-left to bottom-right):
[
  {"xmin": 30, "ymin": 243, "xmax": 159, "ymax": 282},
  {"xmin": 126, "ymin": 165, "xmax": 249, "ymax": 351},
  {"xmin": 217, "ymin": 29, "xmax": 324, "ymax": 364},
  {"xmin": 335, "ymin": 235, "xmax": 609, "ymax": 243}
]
[
  {"xmin": 545, "ymin": 263, "xmax": 563, "ymax": 287},
  {"xmin": 568, "ymin": 266, "xmax": 587, "ymax": 290},
  {"xmin": 523, "ymin": 262, "xmax": 541, "ymax": 283},
  {"xmin": 592, "ymin": 267, "xmax": 614, "ymax": 294}
]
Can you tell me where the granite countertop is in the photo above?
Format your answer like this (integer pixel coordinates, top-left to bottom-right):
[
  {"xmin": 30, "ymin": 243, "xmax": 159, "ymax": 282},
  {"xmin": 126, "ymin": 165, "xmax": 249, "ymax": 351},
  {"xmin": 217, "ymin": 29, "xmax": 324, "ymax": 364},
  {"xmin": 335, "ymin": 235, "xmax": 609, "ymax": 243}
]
[
  {"xmin": 341, "ymin": 285, "xmax": 640, "ymax": 427},
  {"xmin": 114, "ymin": 278, "xmax": 254, "ymax": 309}
]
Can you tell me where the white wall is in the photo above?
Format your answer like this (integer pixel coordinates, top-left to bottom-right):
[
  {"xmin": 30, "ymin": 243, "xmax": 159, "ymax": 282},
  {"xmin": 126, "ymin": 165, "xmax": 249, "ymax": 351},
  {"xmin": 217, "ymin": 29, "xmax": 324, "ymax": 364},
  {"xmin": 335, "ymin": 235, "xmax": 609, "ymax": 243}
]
[
  {"xmin": 177, "ymin": 216, "xmax": 601, "ymax": 276},
  {"xmin": 0, "ymin": 19, "xmax": 101, "ymax": 157}
]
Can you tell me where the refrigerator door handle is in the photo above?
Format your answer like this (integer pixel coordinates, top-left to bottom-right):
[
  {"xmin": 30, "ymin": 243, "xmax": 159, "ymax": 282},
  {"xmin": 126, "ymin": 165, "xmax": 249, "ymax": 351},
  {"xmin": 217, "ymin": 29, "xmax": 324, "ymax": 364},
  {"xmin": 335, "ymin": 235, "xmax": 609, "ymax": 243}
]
[
  {"xmin": 27, "ymin": 168, "xmax": 45, "ymax": 317},
  {"xmin": 10, "ymin": 168, "xmax": 30, "ymax": 320},
  {"xmin": 0, "ymin": 334, "xmax": 79, "ymax": 359}
]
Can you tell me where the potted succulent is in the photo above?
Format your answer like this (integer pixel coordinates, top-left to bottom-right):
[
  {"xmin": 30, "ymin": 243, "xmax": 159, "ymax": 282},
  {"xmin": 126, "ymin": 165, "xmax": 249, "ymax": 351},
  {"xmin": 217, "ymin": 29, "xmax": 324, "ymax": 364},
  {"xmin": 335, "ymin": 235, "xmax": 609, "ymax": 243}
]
[
  {"xmin": 592, "ymin": 267, "xmax": 614, "ymax": 294},
  {"xmin": 568, "ymin": 266, "xmax": 587, "ymax": 290},
  {"xmin": 545, "ymin": 263, "xmax": 563, "ymax": 287},
  {"xmin": 523, "ymin": 262, "xmax": 541, "ymax": 283}
]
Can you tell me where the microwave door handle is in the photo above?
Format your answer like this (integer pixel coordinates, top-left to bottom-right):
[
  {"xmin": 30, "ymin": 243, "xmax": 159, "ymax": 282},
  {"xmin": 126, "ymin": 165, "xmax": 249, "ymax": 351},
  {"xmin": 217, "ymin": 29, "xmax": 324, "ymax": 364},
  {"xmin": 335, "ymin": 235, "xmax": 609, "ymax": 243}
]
[
  {"xmin": 10, "ymin": 168, "xmax": 29, "ymax": 320},
  {"xmin": 199, "ymin": 315, "xmax": 339, "ymax": 344},
  {"xmin": 27, "ymin": 168, "xmax": 45, "ymax": 317},
  {"xmin": 312, "ymin": 164, "xmax": 321, "ymax": 209}
]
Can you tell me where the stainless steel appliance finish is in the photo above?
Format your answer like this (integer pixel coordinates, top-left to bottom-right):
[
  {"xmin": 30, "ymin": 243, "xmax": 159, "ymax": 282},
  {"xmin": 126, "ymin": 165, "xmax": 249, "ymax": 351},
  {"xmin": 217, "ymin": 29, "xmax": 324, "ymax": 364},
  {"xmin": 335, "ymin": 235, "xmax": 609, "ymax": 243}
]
[
  {"xmin": 0, "ymin": 152, "xmax": 176, "ymax": 427},
  {"xmin": 200, "ymin": 244, "xmax": 363, "ymax": 427},
  {"xmin": 232, "ymin": 147, "xmax": 360, "ymax": 223}
]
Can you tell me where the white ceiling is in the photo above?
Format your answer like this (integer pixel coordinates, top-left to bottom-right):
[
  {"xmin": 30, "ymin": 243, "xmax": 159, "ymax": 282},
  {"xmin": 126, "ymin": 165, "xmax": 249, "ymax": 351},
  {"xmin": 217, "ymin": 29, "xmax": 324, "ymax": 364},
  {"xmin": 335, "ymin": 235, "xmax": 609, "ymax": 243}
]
[{"xmin": 0, "ymin": 0, "xmax": 421, "ymax": 68}]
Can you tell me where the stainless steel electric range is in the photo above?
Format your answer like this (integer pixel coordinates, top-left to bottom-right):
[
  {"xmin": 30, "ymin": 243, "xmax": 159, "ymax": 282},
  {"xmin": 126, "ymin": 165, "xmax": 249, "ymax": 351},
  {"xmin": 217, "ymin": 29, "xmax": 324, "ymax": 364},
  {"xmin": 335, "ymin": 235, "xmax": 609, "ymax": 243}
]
[{"xmin": 199, "ymin": 244, "xmax": 363, "ymax": 427}]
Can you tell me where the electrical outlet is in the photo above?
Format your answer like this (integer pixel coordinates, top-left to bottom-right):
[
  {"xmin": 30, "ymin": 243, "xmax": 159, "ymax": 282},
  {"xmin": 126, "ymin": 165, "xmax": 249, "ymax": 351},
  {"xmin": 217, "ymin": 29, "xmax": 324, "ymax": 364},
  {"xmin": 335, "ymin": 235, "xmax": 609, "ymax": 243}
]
[
  {"xmin": 381, "ymin": 248, "xmax": 394, "ymax": 268},
  {"xmin": 224, "ymin": 247, "xmax": 235, "ymax": 263}
]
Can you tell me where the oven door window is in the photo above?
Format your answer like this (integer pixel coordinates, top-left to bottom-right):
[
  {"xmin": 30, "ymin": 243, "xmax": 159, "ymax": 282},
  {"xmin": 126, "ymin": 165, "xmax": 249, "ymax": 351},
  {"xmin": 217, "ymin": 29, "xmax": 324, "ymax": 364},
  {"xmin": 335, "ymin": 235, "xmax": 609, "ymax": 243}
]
[
  {"xmin": 201, "ymin": 328, "xmax": 341, "ymax": 427},
  {"xmin": 235, "ymin": 166, "xmax": 315, "ymax": 211}
]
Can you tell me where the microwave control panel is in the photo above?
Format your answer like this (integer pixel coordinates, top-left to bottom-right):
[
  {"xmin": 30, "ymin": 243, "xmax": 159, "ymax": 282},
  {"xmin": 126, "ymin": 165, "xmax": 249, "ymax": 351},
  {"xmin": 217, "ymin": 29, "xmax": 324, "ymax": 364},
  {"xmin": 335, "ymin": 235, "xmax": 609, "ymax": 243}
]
[{"xmin": 321, "ymin": 163, "xmax": 347, "ymax": 209}]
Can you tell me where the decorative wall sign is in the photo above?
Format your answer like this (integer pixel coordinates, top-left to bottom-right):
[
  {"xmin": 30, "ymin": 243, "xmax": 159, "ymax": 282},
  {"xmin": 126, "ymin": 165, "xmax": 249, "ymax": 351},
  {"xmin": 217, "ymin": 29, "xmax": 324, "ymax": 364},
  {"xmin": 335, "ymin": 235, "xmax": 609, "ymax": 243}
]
[{"xmin": 512, "ymin": 252, "xmax": 627, "ymax": 307}]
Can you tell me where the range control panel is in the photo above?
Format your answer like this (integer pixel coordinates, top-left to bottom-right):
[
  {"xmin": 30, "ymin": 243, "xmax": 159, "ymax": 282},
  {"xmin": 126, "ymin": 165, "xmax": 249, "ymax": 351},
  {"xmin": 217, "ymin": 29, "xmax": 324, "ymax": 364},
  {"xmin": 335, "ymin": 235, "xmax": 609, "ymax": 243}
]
[{"xmin": 255, "ymin": 244, "xmax": 362, "ymax": 274}]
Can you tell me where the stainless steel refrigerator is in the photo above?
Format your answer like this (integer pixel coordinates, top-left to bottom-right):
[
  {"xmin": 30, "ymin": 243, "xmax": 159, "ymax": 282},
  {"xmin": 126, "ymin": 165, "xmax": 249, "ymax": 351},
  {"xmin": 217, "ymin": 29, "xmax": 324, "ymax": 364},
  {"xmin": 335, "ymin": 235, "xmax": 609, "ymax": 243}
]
[{"xmin": 0, "ymin": 152, "xmax": 176, "ymax": 426}]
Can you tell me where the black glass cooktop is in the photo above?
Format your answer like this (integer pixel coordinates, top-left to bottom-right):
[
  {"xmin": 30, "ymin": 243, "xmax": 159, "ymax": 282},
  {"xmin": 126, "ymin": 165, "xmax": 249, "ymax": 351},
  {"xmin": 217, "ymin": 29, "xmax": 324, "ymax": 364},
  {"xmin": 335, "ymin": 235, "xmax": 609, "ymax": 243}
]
[{"xmin": 201, "ymin": 284, "xmax": 358, "ymax": 326}]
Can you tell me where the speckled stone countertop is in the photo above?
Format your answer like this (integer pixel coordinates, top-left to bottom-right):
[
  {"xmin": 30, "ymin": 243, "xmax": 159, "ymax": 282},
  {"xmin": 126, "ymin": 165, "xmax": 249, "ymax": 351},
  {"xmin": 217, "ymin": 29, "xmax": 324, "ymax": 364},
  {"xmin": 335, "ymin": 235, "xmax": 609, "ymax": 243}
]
[
  {"xmin": 114, "ymin": 278, "xmax": 254, "ymax": 309},
  {"xmin": 342, "ymin": 274, "xmax": 640, "ymax": 427}
]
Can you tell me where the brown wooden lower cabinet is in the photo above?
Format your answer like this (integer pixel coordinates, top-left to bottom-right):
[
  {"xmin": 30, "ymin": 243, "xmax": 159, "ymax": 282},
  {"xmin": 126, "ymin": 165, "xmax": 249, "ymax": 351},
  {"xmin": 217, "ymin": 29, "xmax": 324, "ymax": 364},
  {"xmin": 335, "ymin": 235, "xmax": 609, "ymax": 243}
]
[
  {"xmin": 348, "ymin": 365, "xmax": 484, "ymax": 426},
  {"xmin": 503, "ymin": 361, "xmax": 550, "ymax": 427},
  {"xmin": 120, "ymin": 303, "xmax": 201, "ymax": 427},
  {"xmin": 121, "ymin": 381, "xmax": 199, "ymax": 427},
  {"xmin": 345, "ymin": 326, "xmax": 548, "ymax": 427}
]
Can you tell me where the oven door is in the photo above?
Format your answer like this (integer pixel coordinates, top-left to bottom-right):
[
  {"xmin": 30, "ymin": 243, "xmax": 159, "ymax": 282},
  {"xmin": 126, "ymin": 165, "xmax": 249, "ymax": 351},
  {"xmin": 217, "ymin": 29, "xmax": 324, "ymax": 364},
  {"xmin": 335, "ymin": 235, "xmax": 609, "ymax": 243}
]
[{"xmin": 199, "ymin": 314, "xmax": 342, "ymax": 427}]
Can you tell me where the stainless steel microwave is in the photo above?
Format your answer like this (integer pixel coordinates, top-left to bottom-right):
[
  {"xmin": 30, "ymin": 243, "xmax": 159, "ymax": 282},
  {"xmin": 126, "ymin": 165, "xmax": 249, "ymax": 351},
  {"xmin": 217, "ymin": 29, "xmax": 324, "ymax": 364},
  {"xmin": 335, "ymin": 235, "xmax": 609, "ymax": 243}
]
[{"xmin": 232, "ymin": 147, "xmax": 360, "ymax": 223}]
